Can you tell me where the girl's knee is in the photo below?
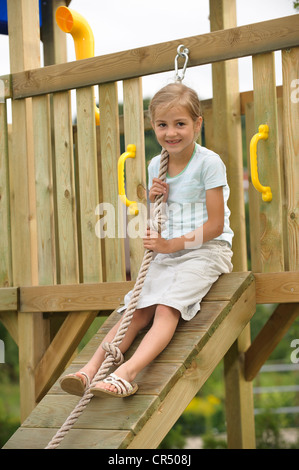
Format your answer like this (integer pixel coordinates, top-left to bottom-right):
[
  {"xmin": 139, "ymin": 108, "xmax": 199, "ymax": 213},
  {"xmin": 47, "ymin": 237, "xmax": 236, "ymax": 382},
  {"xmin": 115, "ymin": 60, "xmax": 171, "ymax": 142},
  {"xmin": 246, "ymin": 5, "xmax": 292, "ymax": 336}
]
[
  {"xmin": 131, "ymin": 307, "xmax": 155, "ymax": 330},
  {"xmin": 155, "ymin": 305, "xmax": 180, "ymax": 321}
]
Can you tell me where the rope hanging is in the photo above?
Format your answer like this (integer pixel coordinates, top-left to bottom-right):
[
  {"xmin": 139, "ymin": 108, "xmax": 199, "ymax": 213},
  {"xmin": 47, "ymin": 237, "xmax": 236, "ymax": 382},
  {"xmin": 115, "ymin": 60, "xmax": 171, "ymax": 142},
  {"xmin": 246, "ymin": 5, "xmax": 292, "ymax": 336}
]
[{"xmin": 45, "ymin": 148, "xmax": 169, "ymax": 449}]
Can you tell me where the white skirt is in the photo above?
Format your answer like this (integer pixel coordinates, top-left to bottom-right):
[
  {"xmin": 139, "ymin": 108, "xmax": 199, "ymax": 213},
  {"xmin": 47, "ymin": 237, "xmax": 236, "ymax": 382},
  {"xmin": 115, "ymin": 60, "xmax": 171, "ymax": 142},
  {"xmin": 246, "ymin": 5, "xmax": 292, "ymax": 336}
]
[{"xmin": 119, "ymin": 240, "xmax": 233, "ymax": 321}]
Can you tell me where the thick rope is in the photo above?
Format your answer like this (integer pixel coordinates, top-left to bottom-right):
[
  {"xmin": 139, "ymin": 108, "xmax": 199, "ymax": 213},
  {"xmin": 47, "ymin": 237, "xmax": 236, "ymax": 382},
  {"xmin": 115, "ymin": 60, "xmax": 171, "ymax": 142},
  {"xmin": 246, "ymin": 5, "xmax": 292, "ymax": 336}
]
[{"xmin": 45, "ymin": 148, "xmax": 169, "ymax": 449}]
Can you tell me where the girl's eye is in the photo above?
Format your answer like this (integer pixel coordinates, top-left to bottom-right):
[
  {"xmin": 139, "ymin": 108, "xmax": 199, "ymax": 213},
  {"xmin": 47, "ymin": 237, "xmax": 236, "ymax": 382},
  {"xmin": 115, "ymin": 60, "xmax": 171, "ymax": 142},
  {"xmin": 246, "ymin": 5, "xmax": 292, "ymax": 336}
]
[
  {"xmin": 177, "ymin": 122, "xmax": 185, "ymax": 127},
  {"xmin": 158, "ymin": 123, "xmax": 166, "ymax": 128}
]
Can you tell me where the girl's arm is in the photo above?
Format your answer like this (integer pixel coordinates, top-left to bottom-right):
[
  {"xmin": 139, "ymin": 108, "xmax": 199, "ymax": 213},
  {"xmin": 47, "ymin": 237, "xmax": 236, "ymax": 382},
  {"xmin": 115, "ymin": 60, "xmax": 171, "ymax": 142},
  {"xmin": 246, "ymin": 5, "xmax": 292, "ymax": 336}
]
[{"xmin": 143, "ymin": 187, "xmax": 224, "ymax": 253}]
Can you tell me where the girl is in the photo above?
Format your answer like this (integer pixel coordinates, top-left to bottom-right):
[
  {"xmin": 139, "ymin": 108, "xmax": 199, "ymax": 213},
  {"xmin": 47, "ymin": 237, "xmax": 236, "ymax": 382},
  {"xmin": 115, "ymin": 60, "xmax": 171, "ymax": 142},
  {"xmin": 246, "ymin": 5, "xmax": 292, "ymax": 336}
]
[{"xmin": 60, "ymin": 83, "xmax": 233, "ymax": 398}]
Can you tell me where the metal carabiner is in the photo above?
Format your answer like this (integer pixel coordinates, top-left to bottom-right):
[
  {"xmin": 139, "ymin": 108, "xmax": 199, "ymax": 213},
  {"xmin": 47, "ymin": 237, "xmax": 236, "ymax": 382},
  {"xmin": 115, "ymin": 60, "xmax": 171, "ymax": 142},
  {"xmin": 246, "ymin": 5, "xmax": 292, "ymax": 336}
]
[{"xmin": 174, "ymin": 45, "xmax": 189, "ymax": 82}]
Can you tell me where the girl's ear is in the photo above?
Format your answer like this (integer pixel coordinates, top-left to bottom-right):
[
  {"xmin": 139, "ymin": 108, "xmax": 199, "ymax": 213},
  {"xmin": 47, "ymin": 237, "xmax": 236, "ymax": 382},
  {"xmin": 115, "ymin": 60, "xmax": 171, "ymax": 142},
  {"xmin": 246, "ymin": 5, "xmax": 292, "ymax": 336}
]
[{"xmin": 194, "ymin": 116, "xmax": 203, "ymax": 136}]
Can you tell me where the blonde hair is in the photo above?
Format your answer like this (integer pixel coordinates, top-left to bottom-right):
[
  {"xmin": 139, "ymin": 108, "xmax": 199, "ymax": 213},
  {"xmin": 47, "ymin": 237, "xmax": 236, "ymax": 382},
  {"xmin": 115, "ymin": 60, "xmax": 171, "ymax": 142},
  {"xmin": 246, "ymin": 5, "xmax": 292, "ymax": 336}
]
[{"xmin": 149, "ymin": 83, "xmax": 202, "ymax": 123}]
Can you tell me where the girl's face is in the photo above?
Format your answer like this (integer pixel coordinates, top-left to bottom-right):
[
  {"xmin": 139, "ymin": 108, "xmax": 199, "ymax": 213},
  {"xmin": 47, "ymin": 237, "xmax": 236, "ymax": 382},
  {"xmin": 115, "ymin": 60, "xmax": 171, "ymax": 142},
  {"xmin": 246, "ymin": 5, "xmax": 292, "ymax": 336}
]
[{"xmin": 152, "ymin": 105, "xmax": 202, "ymax": 160}]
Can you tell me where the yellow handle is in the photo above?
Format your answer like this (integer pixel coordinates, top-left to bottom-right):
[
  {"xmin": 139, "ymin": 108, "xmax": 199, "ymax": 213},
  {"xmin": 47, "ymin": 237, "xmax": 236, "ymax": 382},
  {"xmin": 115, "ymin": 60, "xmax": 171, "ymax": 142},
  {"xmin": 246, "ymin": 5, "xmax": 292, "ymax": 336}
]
[
  {"xmin": 250, "ymin": 124, "xmax": 272, "ymax": 202},
  {"xmin": 118, "ymin": 145, "xmax": 138, "ymax": 215}
]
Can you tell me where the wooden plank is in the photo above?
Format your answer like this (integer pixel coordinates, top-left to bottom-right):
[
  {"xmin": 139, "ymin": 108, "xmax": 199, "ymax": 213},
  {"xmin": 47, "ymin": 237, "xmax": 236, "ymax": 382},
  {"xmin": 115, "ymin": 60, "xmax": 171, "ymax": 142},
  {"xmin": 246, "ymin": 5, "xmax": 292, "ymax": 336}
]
[
  {"xmin": 282, "ymin": 47, "xmax": 299, "ymax": 271},
  {"xmin": 3, "ymin": 428, "xmax": 133, "ymax": 450},
  {"xmin": 0, "ymin": 287, "xmax": 18, "ymax": 311},
  {"xmin": 252, "ymin": 52, "xmax": 285, "ymax": 272},
  {"xmin": 255, "ymin": 271, "xmax": 299, "ymax": 303},
  {"xmin": 76, "ymin": 86, "xmax": 102, "ymax": 283},
  {"xmin": 11, "ymin": 15, "xmax": 299, "ymax": 99},
  {"xmin": 0, "ymin": 101, "xmax": 12, "ymax": 287},
  {"xmin": 98, "ymin": 83, "xmax": 126, "ymax": 282},
  {"xmin": 22, "ymin": 393, "xmax": 159, "ymax": 434},
  {"xmin": 32, "ymin": 94, "xmax": 56, "ymax": 285},
  {"xmin": 123, "ymin": 78, "xmax": 147, "ymax": 280},
  {"xmin": 128, "ymin": 275, "xmax": 256, "ymax": 448},
  {"xmin": 19, "ymin": 281, "xmax": 134, "ymax": 312},
  {"xmin": 203, "ymin": 271, "xmax": 253, "ymax": 301},
  {"xmin": 244, "ymin": 303, "xmax": 299, "ymax": 381},
  {"xmin": 52, "ymin": 91, "xmax": 79, "ymax": 284},
  {"xmin": 52, "ymin": 361, "xmax": 185, "ymax": 400},
  {"xmin": 245, "ymin": 100, "xmax": 262, "ymax": 272},
  {"xmin": 18, "ymin": 273, "xmax": 251, "ymax": 312}
]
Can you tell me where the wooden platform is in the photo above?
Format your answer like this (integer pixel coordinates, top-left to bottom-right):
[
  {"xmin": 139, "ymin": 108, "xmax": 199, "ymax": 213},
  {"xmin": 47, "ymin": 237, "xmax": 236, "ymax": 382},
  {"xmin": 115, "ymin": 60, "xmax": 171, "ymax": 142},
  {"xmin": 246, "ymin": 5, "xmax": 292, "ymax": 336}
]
[{"xmin": 3, "ymin": 272, "xmax": 256, "ymax": 449}]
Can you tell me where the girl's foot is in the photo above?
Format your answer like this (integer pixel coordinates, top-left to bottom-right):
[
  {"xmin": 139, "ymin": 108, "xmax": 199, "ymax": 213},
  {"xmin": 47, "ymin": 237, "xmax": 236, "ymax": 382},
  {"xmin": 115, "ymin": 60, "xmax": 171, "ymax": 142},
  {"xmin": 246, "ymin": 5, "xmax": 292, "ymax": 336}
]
[
  {"xmin": 90, "ymin": 370, "xmax": 138, "ymax": 398},
  {"xmin": 59, "ymin": 371, "xmax": 91, "ymax": 397},
  {"xmin": 91, "ymin": 363, "xmax": 135, "ymax": 395}
]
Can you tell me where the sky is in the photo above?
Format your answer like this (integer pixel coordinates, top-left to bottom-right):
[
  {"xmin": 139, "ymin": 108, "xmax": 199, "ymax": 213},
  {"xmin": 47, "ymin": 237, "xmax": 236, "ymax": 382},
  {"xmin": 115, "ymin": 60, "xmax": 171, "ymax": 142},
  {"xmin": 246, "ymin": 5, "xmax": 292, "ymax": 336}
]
[{"xmin": 0, "ymin": 0, "xmax": 297, "ymax": 113}]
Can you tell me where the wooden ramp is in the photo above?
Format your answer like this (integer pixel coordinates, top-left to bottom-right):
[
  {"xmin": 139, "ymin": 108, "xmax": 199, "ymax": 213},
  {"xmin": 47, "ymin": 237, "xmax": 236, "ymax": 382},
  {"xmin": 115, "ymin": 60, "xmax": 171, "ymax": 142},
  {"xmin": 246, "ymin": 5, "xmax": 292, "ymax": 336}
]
[{"xmin": 4, "ymin": 272, "xmax": 255, "ymax": 449}]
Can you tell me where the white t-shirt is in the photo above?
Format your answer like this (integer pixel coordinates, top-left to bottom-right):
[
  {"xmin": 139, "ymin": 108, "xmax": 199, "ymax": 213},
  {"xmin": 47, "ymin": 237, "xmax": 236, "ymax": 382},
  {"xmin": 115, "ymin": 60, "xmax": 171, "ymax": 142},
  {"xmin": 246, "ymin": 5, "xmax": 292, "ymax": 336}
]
[{"xmin": 148, "ymin": 143, "xmax": 234, "ymax": 247}]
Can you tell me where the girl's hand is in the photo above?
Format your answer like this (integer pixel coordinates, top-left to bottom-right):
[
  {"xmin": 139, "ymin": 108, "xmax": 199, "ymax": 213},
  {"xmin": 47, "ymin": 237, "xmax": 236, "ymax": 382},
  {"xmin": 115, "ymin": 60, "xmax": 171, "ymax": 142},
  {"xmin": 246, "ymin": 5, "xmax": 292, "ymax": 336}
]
[
  {"xmin": 149, "ymin": 178, "xmax": 169, "ymax": 203},
  {"xmin": 143, "ymin": 228, "xmax": 171, "ymax": 253}
]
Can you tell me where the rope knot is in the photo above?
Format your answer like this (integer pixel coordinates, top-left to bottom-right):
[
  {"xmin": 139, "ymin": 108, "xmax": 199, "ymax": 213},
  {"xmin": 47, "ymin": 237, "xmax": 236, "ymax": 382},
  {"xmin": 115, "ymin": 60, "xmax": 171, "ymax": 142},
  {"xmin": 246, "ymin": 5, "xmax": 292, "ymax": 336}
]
[{"xmin": 102, "ymin": 342, "xmax": 124, "ymax": 366}]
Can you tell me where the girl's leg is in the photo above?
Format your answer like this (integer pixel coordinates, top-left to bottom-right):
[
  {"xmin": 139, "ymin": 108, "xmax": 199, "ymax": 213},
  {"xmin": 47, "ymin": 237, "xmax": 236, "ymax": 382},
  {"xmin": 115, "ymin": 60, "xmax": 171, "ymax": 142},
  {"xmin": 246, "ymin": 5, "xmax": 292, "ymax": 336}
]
[
  {"xmin": 94, "ymin": 304, "xmax": 180, "ymax": 392},
  {"xmin": 77, "ymin": 305, "xmax": 156, "ymax": 382}
]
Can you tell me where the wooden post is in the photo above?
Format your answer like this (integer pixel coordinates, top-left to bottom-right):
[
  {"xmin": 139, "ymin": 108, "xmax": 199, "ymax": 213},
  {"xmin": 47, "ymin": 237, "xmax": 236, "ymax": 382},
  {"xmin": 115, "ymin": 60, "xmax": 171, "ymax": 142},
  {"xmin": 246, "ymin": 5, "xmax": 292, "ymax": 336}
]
[
  {"xmin": 0, "ymin": 86, "xmax": 15, "ymax": 341},
  {"xmin": 0, "ymin": 98, "xmax": 12, "ymax": 288},
  {"xmin": 209, "ymin": 0, "xmax": 255, "ymax": 449},
  {"xmin": 7, "ymin": 0, "xmax": 47, "ymax": 421},
  {"xmin": 41, "ymin": 0, "xmax": 68, "ymax": 66}
]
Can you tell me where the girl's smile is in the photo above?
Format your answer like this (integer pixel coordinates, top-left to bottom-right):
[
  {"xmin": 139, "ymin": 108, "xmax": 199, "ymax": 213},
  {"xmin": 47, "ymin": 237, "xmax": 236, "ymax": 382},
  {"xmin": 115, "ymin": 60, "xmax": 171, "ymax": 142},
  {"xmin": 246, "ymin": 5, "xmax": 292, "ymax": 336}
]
[{"xmin": 152, "ymin": 105, "xmax": 202, "ymax": 162}]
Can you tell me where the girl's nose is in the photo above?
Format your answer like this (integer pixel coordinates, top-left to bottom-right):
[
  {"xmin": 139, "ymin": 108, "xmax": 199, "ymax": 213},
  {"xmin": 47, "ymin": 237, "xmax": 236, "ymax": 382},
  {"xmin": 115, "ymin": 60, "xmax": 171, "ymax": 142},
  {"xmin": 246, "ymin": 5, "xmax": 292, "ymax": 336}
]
[{"xmin": 166, "ymin": 126, "xmax": 177, "ymax": 137}]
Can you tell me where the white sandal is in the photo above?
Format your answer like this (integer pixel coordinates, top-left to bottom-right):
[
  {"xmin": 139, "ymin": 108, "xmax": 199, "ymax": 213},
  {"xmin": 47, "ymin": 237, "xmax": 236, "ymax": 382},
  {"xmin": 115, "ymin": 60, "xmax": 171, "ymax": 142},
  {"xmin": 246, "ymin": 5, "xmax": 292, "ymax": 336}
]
[
  {"xmin": 90, "ymin": 372, "xmax": 138, "ymax": 398},
  {"xmin": 60, "ymin": 371, "xmax": 91, "ymax": 397}
]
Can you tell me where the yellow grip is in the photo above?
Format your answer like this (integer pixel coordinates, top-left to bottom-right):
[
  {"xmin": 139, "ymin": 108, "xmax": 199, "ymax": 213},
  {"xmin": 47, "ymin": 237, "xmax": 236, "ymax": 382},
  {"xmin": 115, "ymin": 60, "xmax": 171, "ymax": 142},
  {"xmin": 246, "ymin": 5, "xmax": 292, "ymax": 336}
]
[
  {"xmin": 118, "ymin": 145, "xmax": 138, "ymax": 215},
  {"xmin": 250, "ymin": 124, "xmax": 272, "ymax": 202}
]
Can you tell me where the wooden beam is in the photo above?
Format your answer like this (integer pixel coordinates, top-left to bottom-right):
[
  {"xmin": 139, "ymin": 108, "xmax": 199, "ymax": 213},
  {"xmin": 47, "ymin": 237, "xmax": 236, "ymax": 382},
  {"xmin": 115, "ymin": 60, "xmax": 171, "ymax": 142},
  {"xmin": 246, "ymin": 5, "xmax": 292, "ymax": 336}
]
[
  {"xmin": 11, "ymin": 15, "xmax": 299, "ymax": 99},
  {"xmin": 0, "ymin": 311, "xmax": 18, "ymax": 344},
  {"xmin": 0, "ymin": 287, "xmax": 18, "ymax": 311},
  {"xmin": 19, "ymin": 281, "xmax": 134, "ymax": 312},
  {"xmin": 255, "ymin": 272, "xmax": 299, "ymax": 303},
  {"xmin": 0, "ymin": 75, "xmax": 12, "ymax": 99},
  {"xmin": 244, "ymin": 303, "xmax": 299, "ymax": 381},
  {"xmin": 19, "ymin": 273, "xmax": 253, "ymax": 313}
]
